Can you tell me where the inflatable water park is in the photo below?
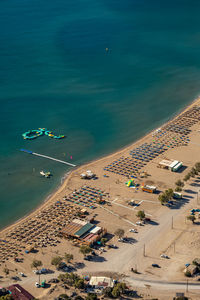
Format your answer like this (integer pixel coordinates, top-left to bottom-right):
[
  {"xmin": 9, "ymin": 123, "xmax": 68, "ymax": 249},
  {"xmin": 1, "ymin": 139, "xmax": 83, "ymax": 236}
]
[{"xmin": 22, "ymin": 128, "xmax": 65, "ymax": 140}]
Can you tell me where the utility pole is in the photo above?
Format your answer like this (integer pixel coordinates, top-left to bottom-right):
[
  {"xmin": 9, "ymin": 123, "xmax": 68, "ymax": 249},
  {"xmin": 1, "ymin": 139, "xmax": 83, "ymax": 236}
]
[
  {"xmin": 143, "ymin": 244, "xmax": 146, "ymax": 257},
  {"xmin": 171, "ymin": 216, "xmax": 173, "ymax": 229},
  {"xmin": 174, "ymin": 242, "xmax": 175, "ymax": 253}
]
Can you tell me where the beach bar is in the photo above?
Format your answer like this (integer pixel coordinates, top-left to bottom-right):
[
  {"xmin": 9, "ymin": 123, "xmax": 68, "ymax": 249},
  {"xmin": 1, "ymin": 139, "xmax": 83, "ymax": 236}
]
[
  {"xmin": 61, "ymin": 219, "xmax": 106, "ymax": 246},
  {"xmin": 158, "ymin": 159, "xmax": 182, "ymax": 172}
]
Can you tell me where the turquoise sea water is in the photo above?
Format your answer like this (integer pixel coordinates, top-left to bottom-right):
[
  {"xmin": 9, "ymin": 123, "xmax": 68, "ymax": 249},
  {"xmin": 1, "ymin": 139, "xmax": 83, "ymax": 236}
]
[{"xmin": 1, "ymin": 0, "xmax": 200, "ymax": 229}]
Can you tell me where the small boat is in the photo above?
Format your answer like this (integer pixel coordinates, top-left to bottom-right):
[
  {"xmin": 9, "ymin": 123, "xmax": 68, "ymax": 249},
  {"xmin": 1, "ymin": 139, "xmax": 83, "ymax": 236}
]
[{"xmin": 40, "ymin": 171, "xmax": 51, "ymax": 178}]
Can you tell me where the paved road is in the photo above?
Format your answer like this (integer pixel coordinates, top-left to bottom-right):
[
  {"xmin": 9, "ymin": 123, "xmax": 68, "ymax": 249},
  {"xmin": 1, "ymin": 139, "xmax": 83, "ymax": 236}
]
[{"xmin": 126, "ymin": 276, "xmax": 200, "ymax": 291}]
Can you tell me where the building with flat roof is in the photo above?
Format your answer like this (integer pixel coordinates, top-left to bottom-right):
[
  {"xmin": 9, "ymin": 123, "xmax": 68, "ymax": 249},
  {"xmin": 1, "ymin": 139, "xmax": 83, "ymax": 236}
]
[
  {"xmin": 89, "ymin": 276, "xmax": 114, "ymax": 289},
  {"xmin": 158, "ymin": 159, "xmax": 182, "ymax": 172}
]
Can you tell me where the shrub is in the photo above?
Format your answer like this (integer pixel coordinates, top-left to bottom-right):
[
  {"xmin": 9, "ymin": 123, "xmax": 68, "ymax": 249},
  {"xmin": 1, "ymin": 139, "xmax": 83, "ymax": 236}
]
[
  {"xmin": 136, "ymin": 210, "xmax": 145, "ymax": 220},
  {"xmin": 51, "ymin": 256, "xmax": 63, "ymax": 269},
  {"xmin": 114, "ymin": 228, "xmax": 125, "ymax": 238},
  {"xmin": 31, "ymin": 259, "xmax": 42, "ymax": 269},
  {"xmin": 85, "ymin": 293, "xmax": 98, "ymax": 300},
  {"xmin": 175, "ymin": 186, "xmax": 182, "ymax": 192},
  {"xmin": 74, "ymin": 279, "xmax": 85, "ymax": 290},
  {"xmin": 64, "ymin": 253, "xmax": 74, "ymax": 263},
  {"xmin": 175, "ymin": 180, "xmax": 184, "ymax": 187},
  {"xmin": 183, "ymin": 174, "xmax": 190, "ymax": 181},
  {"xmin": 187, "ymin": 215, "xmax": 196, "ymax": 223},
  {"xmin": 79, "ymin": 245, "xmax": 92, "ymax": 256},
  {"xmin": 185, "ymin": 270, "xmax": 191, "ymax": 277},
  {"xmin": 195, "ymin": 162, "xmax": 200, "ymax": 172},
  {"xmin": 101, "ymin": 237, "xmax": 107, "ymax": 245},
  {"xmin": 112, "ymin": 286, "xmax": 121, "ymax": 298}
]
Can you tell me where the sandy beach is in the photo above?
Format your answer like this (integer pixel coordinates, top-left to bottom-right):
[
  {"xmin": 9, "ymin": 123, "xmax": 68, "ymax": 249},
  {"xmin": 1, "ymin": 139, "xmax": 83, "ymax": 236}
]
[
  {"xmin": 1, "ymin": 97, "xmax": 200, "ymax": 299},
  {"xmin": 0, "ymin": 97, "xmax": 197, "ymax": 236}
]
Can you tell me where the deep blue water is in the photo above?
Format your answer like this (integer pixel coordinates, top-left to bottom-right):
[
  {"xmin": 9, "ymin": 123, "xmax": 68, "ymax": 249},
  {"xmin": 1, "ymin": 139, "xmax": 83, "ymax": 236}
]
[{"xmin": 1, "ymin": 0, "xmax": 200, "ymax": 228}]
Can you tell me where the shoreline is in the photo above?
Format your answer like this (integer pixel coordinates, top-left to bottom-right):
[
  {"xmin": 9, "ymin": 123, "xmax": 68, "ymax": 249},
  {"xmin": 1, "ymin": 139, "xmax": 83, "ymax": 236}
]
[{"xmin": 0, "ymin": 96, "xmax": 199, "ymax": 237}]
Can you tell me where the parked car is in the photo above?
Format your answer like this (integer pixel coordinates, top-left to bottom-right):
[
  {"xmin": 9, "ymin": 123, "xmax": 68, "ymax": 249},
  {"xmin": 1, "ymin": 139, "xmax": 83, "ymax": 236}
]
[
  {"xmin": 40, "ymin": 268, "xmax": 50, "ymax": 274},
  {"xmin": 129, "ymin": 228, "xmax": 137, "ymax": 233},
  {"xmin": 18, "ymin": 272, "xmax": 25, "ymax": 277},
  {"xmin": 136, "ymin": 221, "xmax": 144, "ymax": 226},
  {"xmin": 152, "ymin": 264, "xmax": 160, "ymax": 268},
  {"xmin": 84, "ymin": 255, "xmax": 93, "ymax": 261},
  {"xmin": 11, "ymin": 276, "xmax": 20, "ymax": 281},
  {"xmin": 91, "ymin": 250, "xmax": 97, "ymax": 256},
  {"xmin": 160, "ymin": 254, "xmax": 169, "ymax": 259},
  {"xmin": 168, "ymin": 201, "xmax": 174, "ymax": 205},
  {"xmin": 58, "ymin": 262, "xmax": 67, "ymax": 270},
  {"xmin": 118, "ymin": 238, "xmax": 124, "ymax": 242},
  {"xmin": 144, "ymin": 217, "xmax": 151, "ymax": 222},
  {"xmin": 99, "ymin": 247, "xmax": 105, "ymax": 252},
  {"xmin": 35, "ymin": 282, "xmax": 40, "ymax": 288},
  {"xmin": 108, "ymin": 244, "xmax": 118, "ymax": 249}
]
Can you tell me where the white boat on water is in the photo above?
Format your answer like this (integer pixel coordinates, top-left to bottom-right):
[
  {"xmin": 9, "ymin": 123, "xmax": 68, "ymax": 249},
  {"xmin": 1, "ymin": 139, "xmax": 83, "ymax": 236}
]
[{"xmin": 40, "ymin": 170, "xmax": 51, "ymax": 178}]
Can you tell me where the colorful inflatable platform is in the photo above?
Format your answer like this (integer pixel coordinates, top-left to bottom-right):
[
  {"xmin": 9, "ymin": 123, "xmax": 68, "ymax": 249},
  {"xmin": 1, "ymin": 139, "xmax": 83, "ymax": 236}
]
[{"xmin": 22, "ymin": 128, "xmax": 65, "ymax": 140}]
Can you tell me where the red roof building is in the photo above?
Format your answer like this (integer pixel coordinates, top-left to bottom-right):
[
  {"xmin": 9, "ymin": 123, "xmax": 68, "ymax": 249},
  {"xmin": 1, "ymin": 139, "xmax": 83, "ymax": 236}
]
[{"xmin": 7, "ymin": 284, "xmax": 34, "ymax": 300}]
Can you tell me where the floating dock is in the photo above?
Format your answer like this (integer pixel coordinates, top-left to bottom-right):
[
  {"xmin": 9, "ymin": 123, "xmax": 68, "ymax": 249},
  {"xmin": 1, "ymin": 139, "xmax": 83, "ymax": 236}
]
[{"xmin": 20, "ymin": 149, "xmax": 76, "ymax": 167}]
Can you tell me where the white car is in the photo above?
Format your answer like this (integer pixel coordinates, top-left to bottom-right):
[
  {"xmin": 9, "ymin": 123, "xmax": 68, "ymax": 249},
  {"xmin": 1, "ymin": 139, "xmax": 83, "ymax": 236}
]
[
  {"xmin": 19, "ymin": 272, "xmax": 25, "ymax": 277},
  {"xmin": 160, "ymin": 254, "xmax": 169, "ymax": 259},
  {"xmin": 136, "ymin": 221, "xmax": 143, "ymax": 226},
  {"xmin": 129, "ymin": 228, "xmax": 137, "ymax": 233},
  {"xmin": 35, "ymin": 282, "xmax": 40, "ymax": 288}
]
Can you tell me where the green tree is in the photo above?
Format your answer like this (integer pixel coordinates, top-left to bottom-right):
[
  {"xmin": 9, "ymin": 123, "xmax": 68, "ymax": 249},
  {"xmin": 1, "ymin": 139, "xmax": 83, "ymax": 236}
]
[
  {"xmin": 195, "ymin": 162, "xmax": 200, "ymax": 172},
  {"xmin": 79, "ymin": 245, "xmax": 92, "ymax": 256},
  {"xmin": 175, "ymin": 186, "xmax": 182, "ymax": 192},
  {"xmin": 100, "ymin": 238, "xmax": 107, "ymax": 245},
  {"xmin": 116, "ymin": 282, "xmax": 127, "ymax": 293},
  {"xmin": 0, "ymin": 295, "xmax": 13, "ymax": 300},
  {"xmin": 74, "ymin": 278, "xmax": 85, "ymax": 289},
  {"xmin": 159, "ymin": 189, "xmax": 174, "ymax": 205},
  {"xmin": 158, "ymin": 193, "xmax": 168, "ymax": 205},
  {"xmin": 31, "ymin": 259, "xmax": 42, "ymax": 269},
  {"xmin": 165, "ymin": 188, "xmax": 174, "ymax": 200},
  {"xmin": 64, "ymin": 253, "xmax": 74, "ymax": 263},
  {"xmin": 187, "ymin": 215, "xmax": 196, "ymax": 223},
  {"xmin": 85, "ymin": 293, "xmax": 98, "ymax": 300},
  {"xmin": 184, "ymin": 174, "xmax": 190, "ymax": 182},
  {"xmin": 112, "ymin": 286, "xmax": 121, "ymax": 298},
  {"xmin": 184, "ymin": 270, "xmax": 192, "ymax": 277},
  {"xmin": 51, "ymin": 256, "xmax": 63, "ymax": 269},
  {"xmin": 175, "ymin": 180, "xmax": 184, "ymax": 187},
  {"xmin": 58, "ymin": 273, "xmax": 80, "ymax": 286},
  {"xmin": 136, "ymin": 210, "xmax": 145, "ymax": 220},
  {"xmin": 114, "ymin": 228, "xmax": 125, "ymax": 238},
  {"xmin": 190, "ymin": 168, "xmax": 198, "ymax": 177},
  {"xmin": 103, "ymin": 287, "xmax": 113, "ymax": 298}
]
